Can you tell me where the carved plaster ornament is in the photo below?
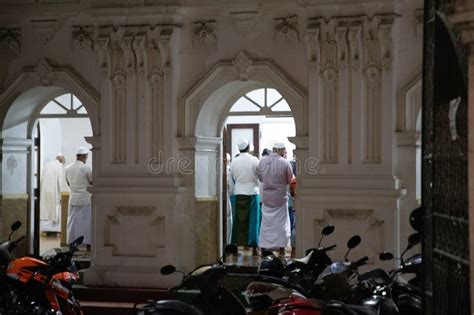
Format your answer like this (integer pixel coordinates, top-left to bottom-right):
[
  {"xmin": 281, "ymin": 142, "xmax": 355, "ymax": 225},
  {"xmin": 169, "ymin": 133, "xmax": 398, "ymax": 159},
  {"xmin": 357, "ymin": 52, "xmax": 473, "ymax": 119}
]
[
  {"xmin": 303, "ymin": 28, "xmax": 320, "ymax": 71},
  {"xmin": 348, "ymin": 25, "xmax": 361, "ymax": 70},
  {"xmin": 233, "ymin": 51, "xmax": 252, "ymax": 81},
  {"xmin": 449, "ymin": 97, "xmax": 461, "ymax": 141},
  {"xmin": 35, "ymin": 58, "xmax": 53, "ymax": 86},
  {"xmin": 72, "ymin": 26, "xmax": 94, "ymax": 50},
  {"xmin": 112, "ymin": 69, "xmax": 126, "ymax": 88},
  {"xmin": 133, "ymin": 35, "xmax": 146, "ymax": 74},
  {"xmin": 365, "ymin": 65, "xmax": 380, "ymax": 85},
  {"xmin": 379, "ymin": 24, "xmax": 393, "ymax": 70},
  {"xmin": 149, "ymin": 66, "xmax": 163, "ymax": 86},
  {"xmin": 0, "ymin": 28, "xmax": 21, "ymax": 54},
  {"xmin": 193, "ymin": 21, "xmax": 217, "ymax": 48},
  {"xmin": 121, "ymin": 36, "xmax": 135, "ymax": 76},
  {"xmin": 96, "ymin": 37, "xmax": 110, "ymax": 77},
  {"xmin": 274, "ymin": 16, "xmax": 299, "ymax": 45},
  {"xmin": 322, "ymin": 67, "xmax": 337, "ymax": 83},
  {"xmin": 336, "ymin": 26, "xmax": 348, "ymax": 70}
]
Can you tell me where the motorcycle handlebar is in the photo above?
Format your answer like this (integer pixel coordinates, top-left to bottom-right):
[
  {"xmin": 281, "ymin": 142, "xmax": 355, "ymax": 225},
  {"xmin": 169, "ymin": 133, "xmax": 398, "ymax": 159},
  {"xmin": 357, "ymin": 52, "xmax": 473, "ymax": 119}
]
[
  {"xmin": 351, "ymin": 256, "xmax": 369, "ymax": 269},
  {"xmin": 324, "ymin": 244, "xmax": 337, "ymax": 251}
]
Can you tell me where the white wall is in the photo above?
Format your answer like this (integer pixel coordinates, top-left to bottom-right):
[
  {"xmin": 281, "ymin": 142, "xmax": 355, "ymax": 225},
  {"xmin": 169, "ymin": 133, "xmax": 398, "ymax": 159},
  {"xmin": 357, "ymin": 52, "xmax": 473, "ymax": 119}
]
[{"xmin": 39, "ymin": 118, "xmax": 92, "ymax": 192}]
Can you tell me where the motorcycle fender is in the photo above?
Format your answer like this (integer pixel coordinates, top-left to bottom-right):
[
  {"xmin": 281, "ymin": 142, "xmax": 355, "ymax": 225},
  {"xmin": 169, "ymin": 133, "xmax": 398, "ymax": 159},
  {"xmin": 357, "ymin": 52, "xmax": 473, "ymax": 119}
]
[{"xmin": 45, "ymin": 288, "xmax": 61, "ymax": 311}]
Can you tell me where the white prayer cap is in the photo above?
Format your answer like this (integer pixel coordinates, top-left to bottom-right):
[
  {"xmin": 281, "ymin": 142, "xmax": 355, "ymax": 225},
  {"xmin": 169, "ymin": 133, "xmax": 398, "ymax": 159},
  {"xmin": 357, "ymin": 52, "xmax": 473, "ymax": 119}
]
[
  {"xmin": 237, "ymin": 138, "xmax": 250, "ymax": 151},
  {"xmin": 273, "ymin": 141, "xmax": 286, "ymax": 149},
  {"xmin": 56, "ymin": 152, "xmax": 64, "ymax": 157},
  {"xmin": 76, "ymin": 147, "xmax": 89, "ymax": 155}
]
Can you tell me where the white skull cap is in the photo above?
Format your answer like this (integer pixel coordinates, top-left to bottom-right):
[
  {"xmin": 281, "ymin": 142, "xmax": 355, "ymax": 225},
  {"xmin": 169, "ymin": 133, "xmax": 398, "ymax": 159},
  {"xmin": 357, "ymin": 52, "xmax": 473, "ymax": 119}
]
[{"xmin": 76, "ymin": 147, "xmax": 89, "ymax": 155}]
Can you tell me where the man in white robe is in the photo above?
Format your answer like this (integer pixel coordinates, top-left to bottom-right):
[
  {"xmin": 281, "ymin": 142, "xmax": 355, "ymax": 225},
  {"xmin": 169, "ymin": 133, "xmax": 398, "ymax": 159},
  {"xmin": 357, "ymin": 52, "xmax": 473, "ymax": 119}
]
[
  {"xmin": 257, "ymin": 142, "xmax": 293, "ymax": 256},
  {"xmin": 40, "ymin": 154, "xmax": 65, "ymax": 232},
  {"xmin": 65, "ymin": 147, "xmax": 92, "ymax": 248}
]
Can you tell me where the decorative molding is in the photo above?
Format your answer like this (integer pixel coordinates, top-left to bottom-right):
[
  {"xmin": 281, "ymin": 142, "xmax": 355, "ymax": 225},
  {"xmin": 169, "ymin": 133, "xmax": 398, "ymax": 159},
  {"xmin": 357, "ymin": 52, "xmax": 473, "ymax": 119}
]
[
  {"xmin": 176, "ymin": 137, "xmax": 197, "ymax": 150},
  {"xmin": 71, "ymin": 25, "xmax": 94, "ymax": 50},
  {"xmin": 415, "ymin": 9, "xmax": 424, "ymax": 37},
  {"xmin": 395, "ymin": 132, "xmax": 421, "ymax": 147},
  {"xmin": 288, "ymin": 136, "xmax": 309, "ymax": 150},
  {"xmin": 35, "ymin": 58, "xmax": 53, "ymax": 86},
  {"xmin": 105, "ymin": 206, "xmax": 165, "ymax": 257},
  {"xmin": 0, "ymin": 28, "xmax": 21, "ymax": 54},
  {"xmin": 233, "ymin": 50, "xmax": 252, "ymax": 81},
  {"xmin": 303, "ymin": 25, "xmax": 320, "ymax": 72},
  {"xmin": 95, "ymin": 25, "xmax": 176, "ymax": 164},
  {"xmin": 274, "ymin": 15, "xmax": 299, "ymax": 46},
  {"xmin": 348, "ymin": 23, "xmax": 361, "ymax": 70},
  {"xmin": 336, "ymin": 25, "xmax": 348, "ymax": 70},
  {"xmin": 193, "ymin": 20, "xmax": 217, "ymax": 48}
]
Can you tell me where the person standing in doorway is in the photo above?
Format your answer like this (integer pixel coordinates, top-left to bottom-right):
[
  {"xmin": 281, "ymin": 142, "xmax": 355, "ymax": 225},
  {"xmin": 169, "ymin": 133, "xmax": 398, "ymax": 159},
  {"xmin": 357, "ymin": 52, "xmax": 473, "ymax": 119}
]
[
  {"xmin": 257, "ymin": 142, "xmax": 293, "ymax": 257},
  {"xmin": 230, "ymin": 138, "xmax": 261, "ymax": 256},
  {"xmin": 40, "ymin": 154, "xmax": 65, "ymax": 234},
  {"xmin": 65, "ymin": 147, "xmax": 92, "ymax": 250}
]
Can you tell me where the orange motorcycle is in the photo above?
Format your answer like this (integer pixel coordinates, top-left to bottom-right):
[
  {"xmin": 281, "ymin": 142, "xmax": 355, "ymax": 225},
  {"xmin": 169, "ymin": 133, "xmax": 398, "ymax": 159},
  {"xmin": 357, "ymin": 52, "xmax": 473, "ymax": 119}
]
[{"xmin": 0, "ymin": 221, "xmax": 84, "ymax": 314}]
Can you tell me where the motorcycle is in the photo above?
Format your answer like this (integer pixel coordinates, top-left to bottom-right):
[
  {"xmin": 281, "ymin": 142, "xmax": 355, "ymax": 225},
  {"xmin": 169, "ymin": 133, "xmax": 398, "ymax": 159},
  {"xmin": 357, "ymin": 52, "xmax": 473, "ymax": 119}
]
[
  {"xmin": 0, "ymin": 221, "xmax": 84, "ymax": 315},
  {"xmin": 375, "ymin": 233, "xmax": 422, "ymax": 314}
]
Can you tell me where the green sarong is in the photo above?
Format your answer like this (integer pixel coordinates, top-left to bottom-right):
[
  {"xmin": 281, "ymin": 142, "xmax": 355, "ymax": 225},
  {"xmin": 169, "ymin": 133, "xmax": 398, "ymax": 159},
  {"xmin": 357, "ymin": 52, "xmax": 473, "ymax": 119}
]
[{"xmin": 230, "ymin": 194, "xmax": 261, "ymax": 247}]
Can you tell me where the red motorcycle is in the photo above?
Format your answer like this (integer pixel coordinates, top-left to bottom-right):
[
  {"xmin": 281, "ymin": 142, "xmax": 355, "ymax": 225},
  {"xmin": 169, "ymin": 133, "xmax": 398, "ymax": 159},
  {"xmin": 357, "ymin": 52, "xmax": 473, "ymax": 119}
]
[{"xmin": 0, "ymin": 221, "xmax": 84, "ymax": 314}]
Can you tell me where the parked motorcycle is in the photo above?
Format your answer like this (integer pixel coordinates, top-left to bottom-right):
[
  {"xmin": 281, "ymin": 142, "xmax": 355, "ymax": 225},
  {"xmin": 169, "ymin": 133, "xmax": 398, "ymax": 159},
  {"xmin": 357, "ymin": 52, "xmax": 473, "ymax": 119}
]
[{"xmin": 0, "ymin": 221, "xmax": 84, "ymax": 315}]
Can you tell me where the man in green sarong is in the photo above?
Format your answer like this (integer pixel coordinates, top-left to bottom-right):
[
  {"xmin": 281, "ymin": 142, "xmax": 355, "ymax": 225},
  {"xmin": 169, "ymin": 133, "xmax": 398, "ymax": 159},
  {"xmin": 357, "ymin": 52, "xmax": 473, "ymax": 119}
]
[{"xmin": 229, "ymin": 138, "xmax": 261, "ymax": 256}]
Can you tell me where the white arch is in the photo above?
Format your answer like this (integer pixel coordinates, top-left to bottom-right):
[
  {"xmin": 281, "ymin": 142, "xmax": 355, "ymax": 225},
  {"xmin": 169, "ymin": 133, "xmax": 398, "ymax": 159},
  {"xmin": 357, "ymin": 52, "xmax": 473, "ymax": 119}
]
[
  {"xmin": 179, "ymin": 51, "xmax": 307, "ymax": 139},
  {"xmin": 0, "ymin": 58, "xmax": 100, "ymax": 138}
]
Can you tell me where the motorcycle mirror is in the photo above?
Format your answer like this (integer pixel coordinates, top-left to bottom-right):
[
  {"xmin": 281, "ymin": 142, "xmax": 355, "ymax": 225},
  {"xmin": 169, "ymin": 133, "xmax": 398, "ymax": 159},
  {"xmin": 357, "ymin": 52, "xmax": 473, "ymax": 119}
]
[
  {"xmin": 318, "ymin": 225, "xmax": 335, "ymax": 247},
  {"xmin": 407, "ymin": 233, "xmax": 421, "ymax": 249},
  {"xmin": 161, "ymin": 265, "xmax": 176, "ymax": 275},
  {"xmin": 322, "ymin": 225, "xmax": 335, "ymax": 236},
  {"xmin": 8, "ymin": 221, "xmax": 22, "ymax": 240},
  {"xmin": 344, "ymin": 235, "xmax": 361, "ymax": 261},
  {"xmin": 347, "ymin": 235, "xmax": 361, "ymax": 249},
  {"xmin": 224, "ymin": 244, "xmax": 238, "ymax": 256},
  {"xmin": 11, "ymin": 221, "xmax": 21, "ymax": 232},
  {"xmin": 409, "ymin": 207, "xmax": 423, "ymax": 232},
  {"xmin": 74, "ymin": 236, "xmax": 84, "ymax": 246},
  {"xmin": 379, "ymin": 252, "xmax": 394, "ymax": 261}
]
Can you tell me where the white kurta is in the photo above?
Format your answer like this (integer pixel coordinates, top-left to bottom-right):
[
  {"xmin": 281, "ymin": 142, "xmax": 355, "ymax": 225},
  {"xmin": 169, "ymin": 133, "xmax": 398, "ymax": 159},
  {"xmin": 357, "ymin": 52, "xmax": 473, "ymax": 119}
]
[
  {"xmin": 65, "ymin": 160, "xmax": 92, "ymax": 245},
  {"xmin": 40, "ymin": 160, "xmax": 63, "ymax": 232},
  {"xmin": 257, "ymin": 153, "xmax": 293, "ymax": 248}
]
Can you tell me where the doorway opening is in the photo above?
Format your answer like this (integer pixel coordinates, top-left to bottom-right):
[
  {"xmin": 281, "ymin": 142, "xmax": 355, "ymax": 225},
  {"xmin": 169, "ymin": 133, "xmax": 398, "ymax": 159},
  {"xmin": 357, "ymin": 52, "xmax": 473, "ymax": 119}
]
[
  {"xmin": 31, "ymin": 93, "xmax": 92, "ymax": 256},
  {"xmin": 222, "ymin": 87, "xmax": 296, "ymax": 264}
]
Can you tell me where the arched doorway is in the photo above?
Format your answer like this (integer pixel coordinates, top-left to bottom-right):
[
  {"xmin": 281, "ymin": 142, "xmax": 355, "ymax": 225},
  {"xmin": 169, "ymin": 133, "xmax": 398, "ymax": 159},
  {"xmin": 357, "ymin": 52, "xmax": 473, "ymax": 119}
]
[
  {"xmin": 222, "ymin": 87, "xmax": 296, "ymax": 259},
  {"xmin": 0, "ymin": 59, "xmax": 99, "ymax": 256},
  {"xmin": 178, "ymin": 51, "xmax": 308, "ymax": 265},
  {"xmin": 31, "ymin": 92, "xmax": 92, "ymax": 255}
]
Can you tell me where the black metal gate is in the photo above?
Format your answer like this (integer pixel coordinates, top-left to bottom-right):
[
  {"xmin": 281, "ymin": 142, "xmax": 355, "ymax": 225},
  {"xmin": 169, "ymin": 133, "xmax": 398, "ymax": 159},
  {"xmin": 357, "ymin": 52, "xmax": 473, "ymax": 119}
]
[{"xmin": 422, "ymin": 1, "xmax": 470, "ymax": 314}]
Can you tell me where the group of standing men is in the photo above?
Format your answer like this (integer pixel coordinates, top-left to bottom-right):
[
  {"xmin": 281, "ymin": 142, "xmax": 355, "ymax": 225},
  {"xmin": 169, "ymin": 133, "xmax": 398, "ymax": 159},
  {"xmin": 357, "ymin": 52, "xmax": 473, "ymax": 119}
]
[
  {"xmin": 228, "ymin": 138, "xmax": 295, "ymax": 257},
  {"xmin": 40, "ymin": 147, "xmax": 92, "ymax": 250}
]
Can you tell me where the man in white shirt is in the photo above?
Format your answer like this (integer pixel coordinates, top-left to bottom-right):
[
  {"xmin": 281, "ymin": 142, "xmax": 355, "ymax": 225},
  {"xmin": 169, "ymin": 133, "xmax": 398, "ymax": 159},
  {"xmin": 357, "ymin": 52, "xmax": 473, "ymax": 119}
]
[
  {"xmin": 65, "ymin": 147, "xmax": 92, "ymax": 249},
  {"xmin": 229, "ymin": 138, "xmax": 261, "ymax": 256}
]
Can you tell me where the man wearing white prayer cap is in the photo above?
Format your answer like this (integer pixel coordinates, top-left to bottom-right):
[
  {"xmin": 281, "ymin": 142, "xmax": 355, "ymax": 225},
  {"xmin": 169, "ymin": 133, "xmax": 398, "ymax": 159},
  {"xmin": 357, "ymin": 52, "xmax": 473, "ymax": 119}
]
[
  {"xmin": 229, "ymin": 138, "xmax": 261, "ymax": 256},
  {"xmin": 65, "ymin": 146, "xmax": 92, "ymax": 249},
  {"xmin": 257, "ymin": 141, "xmax": 293, "ymax": 257}
]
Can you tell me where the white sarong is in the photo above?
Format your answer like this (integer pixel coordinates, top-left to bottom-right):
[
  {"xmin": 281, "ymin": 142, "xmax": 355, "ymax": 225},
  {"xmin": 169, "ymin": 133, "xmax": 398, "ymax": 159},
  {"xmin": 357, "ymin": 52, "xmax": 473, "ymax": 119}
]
[
  {"xmin": 67, "ymin": 203, "xmax": 91, "ymax": 245},
  {"xmin": 259, "ymin": 202, "xmax": 291, "ymax": 248}
]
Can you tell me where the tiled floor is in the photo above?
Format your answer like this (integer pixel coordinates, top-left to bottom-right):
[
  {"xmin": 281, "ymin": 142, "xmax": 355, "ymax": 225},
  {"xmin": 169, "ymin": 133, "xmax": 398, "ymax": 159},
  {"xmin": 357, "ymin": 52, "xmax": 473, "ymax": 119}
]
[{"xmin": 225, "ymin": 246, "xmax": 294, "ymax": 266}]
